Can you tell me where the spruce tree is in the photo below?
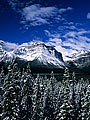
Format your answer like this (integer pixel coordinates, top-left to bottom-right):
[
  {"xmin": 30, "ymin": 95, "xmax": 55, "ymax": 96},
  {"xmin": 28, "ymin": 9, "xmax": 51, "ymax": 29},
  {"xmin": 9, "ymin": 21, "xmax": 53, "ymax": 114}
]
[
  {"xmin": 32, "ymin": 74, "xmax": 45, "ymax": 120},
  {"xmin": 82, "ymin": 84, "xmax": 90, "ymax": 120},
  {"xmin": 58, "ymin": 68, "xmax": 70, "ymax": 120},
  {"xmin": 76, "ymin": 79, "xmax": 84, "ymax": 120},
  {"xmin": 0, "ymin": 67, "xmax": 5, "ymax": 118},
  {"xmin": 2, "ymin": 64, "xmax": 21, "ymax": 120},
  {"xmin": 12, "ymin": 63, "xmax": 22, "ymax": 119},
  {"xmin": 69, "ymin": 72, "xmax": 77, "ymax": 120},
  {"xmin": 20, "ymin": 64, "xmax": 33, "ymax": 120},
  {"xmin": 43, "ymin": 71, "xmax": 57, "ymax": 120}
]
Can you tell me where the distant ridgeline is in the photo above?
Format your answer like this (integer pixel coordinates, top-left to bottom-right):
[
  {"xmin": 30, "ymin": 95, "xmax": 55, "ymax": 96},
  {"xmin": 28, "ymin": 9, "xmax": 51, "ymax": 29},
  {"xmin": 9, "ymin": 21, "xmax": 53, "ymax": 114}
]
[{"xmin": 0, "ymin": 63, "xmax": 90, "ymax": 120}]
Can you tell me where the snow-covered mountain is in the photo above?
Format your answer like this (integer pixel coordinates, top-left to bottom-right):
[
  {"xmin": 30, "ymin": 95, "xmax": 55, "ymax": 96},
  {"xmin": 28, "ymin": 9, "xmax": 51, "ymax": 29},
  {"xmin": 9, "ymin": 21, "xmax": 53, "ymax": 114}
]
[
  {"xmin": 66, "ymin": 50, "xmax": 90, "ymax": 72},
  {"xmin": 0, "ymin": 40, "xmax": 90, "ymax": 73},
  {"xmin": 66, "ymin": 50, "xmax": 88, "ymax": 61},
  {"xmin": 0, "ymin": 40, "xmax": 16, "ymax": 63},
  {"xmin": 0, "ymin": 40, "xmax": 65, "ymax": 68}
]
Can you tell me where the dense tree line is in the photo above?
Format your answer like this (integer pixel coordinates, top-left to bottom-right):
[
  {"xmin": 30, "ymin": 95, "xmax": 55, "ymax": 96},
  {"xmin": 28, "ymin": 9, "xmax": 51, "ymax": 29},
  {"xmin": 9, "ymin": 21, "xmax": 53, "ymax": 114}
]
[{"xmin": 0, "ymin": 64, "xmax": 90, "ymax": 120}]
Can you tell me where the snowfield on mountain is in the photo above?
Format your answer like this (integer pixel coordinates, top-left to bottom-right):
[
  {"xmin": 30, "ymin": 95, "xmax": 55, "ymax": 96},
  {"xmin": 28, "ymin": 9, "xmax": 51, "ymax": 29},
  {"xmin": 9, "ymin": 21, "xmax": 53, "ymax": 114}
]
[{"xmin": 0, "ymin": 40, "xmax": 65, "ymax": 68}]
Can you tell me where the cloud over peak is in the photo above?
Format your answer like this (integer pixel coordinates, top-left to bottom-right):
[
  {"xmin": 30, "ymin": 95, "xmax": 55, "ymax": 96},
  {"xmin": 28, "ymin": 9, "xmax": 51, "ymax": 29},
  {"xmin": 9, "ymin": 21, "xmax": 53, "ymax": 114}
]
[{"xmin": 45, "ymin": 29, "xmax": 90, "ymax": 60}]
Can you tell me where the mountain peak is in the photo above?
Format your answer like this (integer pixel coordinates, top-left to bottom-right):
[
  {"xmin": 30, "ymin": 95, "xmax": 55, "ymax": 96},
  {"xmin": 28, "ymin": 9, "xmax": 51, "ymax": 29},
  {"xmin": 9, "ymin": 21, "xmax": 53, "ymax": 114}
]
[{"xmin": 0, "ymin": 40, "xmax": 65, "ymax": 68}]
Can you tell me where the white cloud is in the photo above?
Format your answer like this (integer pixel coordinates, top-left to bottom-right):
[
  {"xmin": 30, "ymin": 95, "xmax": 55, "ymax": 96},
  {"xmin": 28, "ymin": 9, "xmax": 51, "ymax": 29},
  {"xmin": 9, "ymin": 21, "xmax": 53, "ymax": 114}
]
[
  {"xmin": 65, "ymin": 25, "xmax": 77, "ymax": 30},
  {"xmin": 78, "ymin": 30, "xmax": 90, "ymax": 35},
  {"xmin": 59, "ymin": 7, "xmax": 72, "ymax": 14},
  {"xmin": 8, "ymin": 0, "xmax": 73, "ymax": 27},
  {"xmin": 47, "ymin": 38, "xmax": 62, "ymax": 46},
  {"xmin": 63, "ymin": 31, "xmax": 77, "ymax": 38},
  {"xmin": 44, "ymin": 30, "xmax": 60, "ymax": 38},
  {"xmin": 46, "ymin": 38, "xmax": 77, "ymax": 60},
  {"xmin": 63, "ymin": 30, "xmax": 90, "ymax": 39},
  {"xmin": 46, "ymin": 29, "xmax": 90, "ymax": 60},
  {"xmin": 63, "ymin": 30, "xmax": 90, "ymax": 51},
  {"xmin": 0, "ymin": 40, "xmax": 18, "ymax": 51},
  {"xmin": 21, "ymin": 5, "xmax": 72, "ymax": 26},
  {"xmin": 87, "ymin": 13, "xmax": 90, "ymax": 19},
  {"xmin": 5, "ymin": 42, "xmax": 18, "ymax": 51},
  {"xmin": 21, "ymin": 4, "xmax": 57, "ymax": 26}
]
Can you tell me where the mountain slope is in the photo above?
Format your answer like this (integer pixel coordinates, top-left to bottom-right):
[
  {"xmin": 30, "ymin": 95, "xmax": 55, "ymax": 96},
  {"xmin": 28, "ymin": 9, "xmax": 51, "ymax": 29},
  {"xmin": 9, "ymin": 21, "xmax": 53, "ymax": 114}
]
[
  {"xmin": 1, "ymin": 40, "xmax": 90, "ymax": 73},
  {"xmin": 0, "ymin": 41, "xmax": 65, "ymax": 69},
  {"xmin": 66, "ymin": 50, "xmax": 90, "ymax": 73},
  {"xmin": 14, "ymin": 42, "xmax": 65, "ymax": 68}
]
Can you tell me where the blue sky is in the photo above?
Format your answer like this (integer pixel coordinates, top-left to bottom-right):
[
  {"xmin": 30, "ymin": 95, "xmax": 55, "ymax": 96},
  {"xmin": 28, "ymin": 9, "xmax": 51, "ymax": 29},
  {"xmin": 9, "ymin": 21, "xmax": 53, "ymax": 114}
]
[{"xmin": 0, "ymin": 0, "xmax": 90, "ymax": 58}]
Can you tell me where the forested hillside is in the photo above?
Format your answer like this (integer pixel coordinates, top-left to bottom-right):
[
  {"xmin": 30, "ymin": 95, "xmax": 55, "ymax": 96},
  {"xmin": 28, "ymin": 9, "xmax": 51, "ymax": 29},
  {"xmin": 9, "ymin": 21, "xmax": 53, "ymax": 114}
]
[{"xmin": 0, "ymin": 64, "xmax": 90, "ymax": 120}]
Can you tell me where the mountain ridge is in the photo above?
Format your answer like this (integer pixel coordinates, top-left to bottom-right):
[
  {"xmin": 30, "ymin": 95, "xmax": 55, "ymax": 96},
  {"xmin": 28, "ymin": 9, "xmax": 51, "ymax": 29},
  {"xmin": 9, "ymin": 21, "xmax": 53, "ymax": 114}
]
[
  {"xmin": 0, "ymin": 40, "xmax": 90, "ymax": 73},
  {"xmin": 0, "ymin": 40, "xmax": 65, "ymax": 69}
]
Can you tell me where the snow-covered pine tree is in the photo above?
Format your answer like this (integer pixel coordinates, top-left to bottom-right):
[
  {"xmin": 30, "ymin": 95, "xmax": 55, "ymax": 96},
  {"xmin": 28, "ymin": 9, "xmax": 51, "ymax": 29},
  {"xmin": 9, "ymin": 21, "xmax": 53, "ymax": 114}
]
[
  {"xmin": 43, "ymin": 71, "xmax": 58, "ymax": 120},
  {"xmin": 32, "ymin": 73, "xmax": 49, "ymax": 120},
  {"xmin": 38, "ymin": 75, "xmax": 49, "ymax": 120},
  {"xmin": 59, "ymin": 85, "xmax": 70, "ymax": 120},
  {"xmin": 43, "ymin": 88, "xmax": 54, "ymax": 120},
  {"xmin": 42, "ymin": 75, "xmax": 50, "ymax": 120},
  {"xmin": 0, "ymin": 67, "xmax": 5, "ymax": 118},
  {"xmin": 12, "ymin": 63, "xmax": 22, "ymax": 119},
  {"xmin": 55, "ymin": 81, "xmax": 64, "ymax": 120},
  {"xmin": 32, "ymin": 74, "xmax": 43, "ymax": 120},
  {"xmin": 2, "ymin": 64, "xmax": 21, "ymax": 120},
  {"xmin": 20, "ymin": 63, "xmax": 33, "ymax": 120},
  {"xmin": 2, "ymin": 65, "xmax": 15, "ymax": 120},
  {"xmin": 0, "ymin": 67, "xmax": 5, "ymax": 87},
  {"xmin": 82, "ymin": 84, "xmax": 90, "ymax": 120},
  {"xmin": 69, "ymin": 72, "xmax": 77, "ymax": 120},
  {"xmin": 76, "ymin": 79, "xmax": 84, "ymax": 120},
  {"xmin": 63, "ymin": 67, "xmax": 70, "ymax": 84},
  {"xmin": 57, "ymin": 67, "xmax": 70, "ymax": 120}
]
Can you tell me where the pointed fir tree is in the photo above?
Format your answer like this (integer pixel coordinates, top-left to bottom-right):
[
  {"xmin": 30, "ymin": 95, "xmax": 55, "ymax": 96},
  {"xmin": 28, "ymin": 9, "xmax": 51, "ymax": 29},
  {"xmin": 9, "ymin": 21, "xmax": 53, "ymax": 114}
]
[
  {"xmin": 20, "ymin": 63, "xmax": 33, "ymax": 120},
  {"xmin": 76, "ymin": 79, "xmax": 84, "ymax": 120},
  {"xmin": 69, "ymin": 72, "xmax": 77, "ymax": 120},
  {"xmin": 0, "ymin": 67, "xmax": 5, "ymax": 118},
  {"xmin": 32, "ymin": 74, "xmax": 46, "ymax": 120},
  {"xmin": 12, "ymin": 63, "xmax": 22, "ymax": 119},
  {"xmin": 2, "ymin": 65, "xmax": 15, "ymax": 120},
  {"xmin": 2, "ymin": 64, "xmax": 21, "ymax": 120},
  {"xmin": 32, "ymin": 74, "xmax": 40, "ymax": 120},
  {"xmin": 82, "ymin": 84, "xmax": 90, "ymax": 120},
  {"xmin": 42, "ymin": 75, "xmax": 50, "ymax": 119},
  {"xmin": 57, "ymin": 67, "xmax": 70, "ymax": 120},
  {"xmin": 62, "ymin": 67, "xmax": 70, "ymax": 94},
  {"xmin": 56, "ymin": 81, "xmax": 66, "ymax": 120},
  {"xmin": 58, "ymin": 85, "xmax": 70, "ymax": 120},
  {"xmin": 43, "ymin": 71, "xmax": 58, "ymax": 120}
]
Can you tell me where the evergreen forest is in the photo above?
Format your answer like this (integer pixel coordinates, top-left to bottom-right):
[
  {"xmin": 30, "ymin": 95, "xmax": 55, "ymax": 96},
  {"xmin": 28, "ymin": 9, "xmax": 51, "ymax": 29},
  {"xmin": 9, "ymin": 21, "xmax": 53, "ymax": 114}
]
[{"xmin": 0, "ymin": 64, "xmax": 90, "ymax": 120}]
